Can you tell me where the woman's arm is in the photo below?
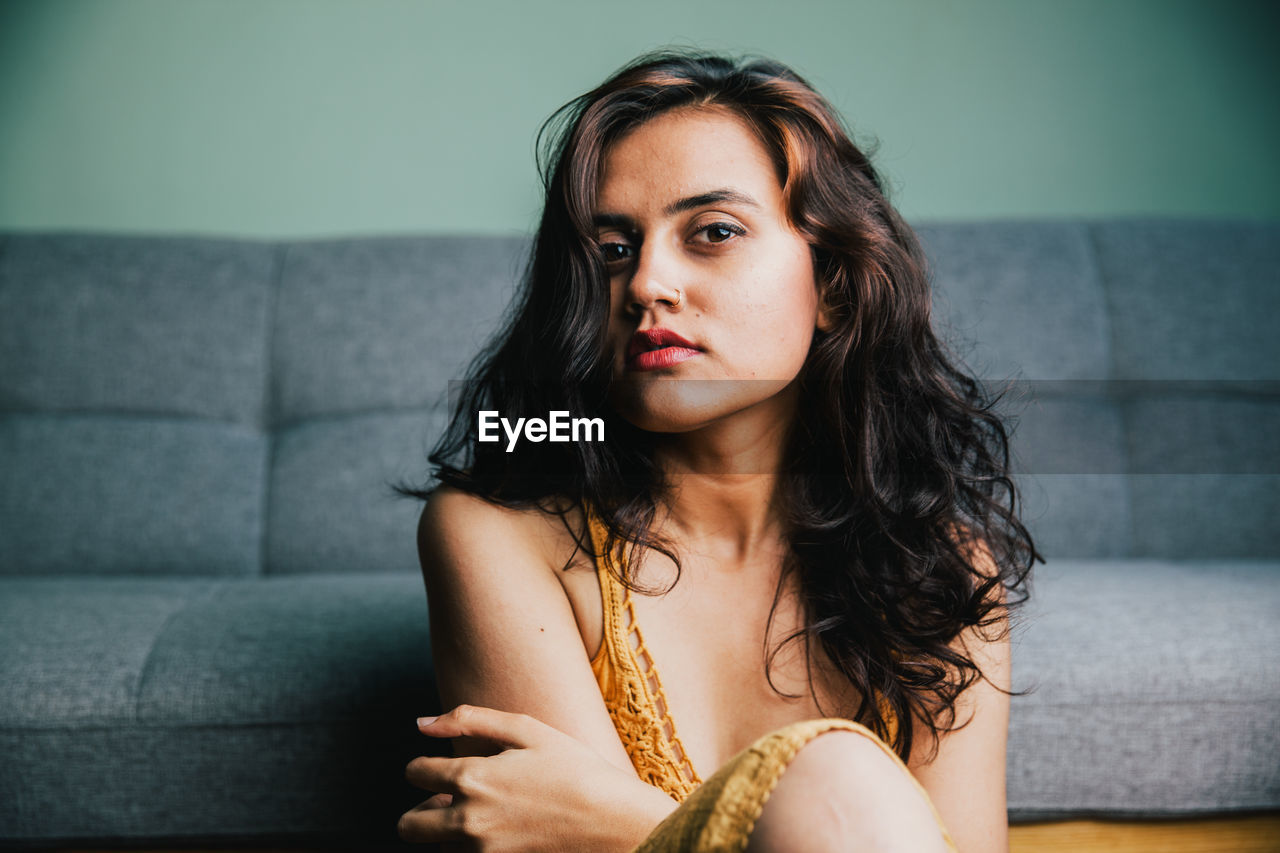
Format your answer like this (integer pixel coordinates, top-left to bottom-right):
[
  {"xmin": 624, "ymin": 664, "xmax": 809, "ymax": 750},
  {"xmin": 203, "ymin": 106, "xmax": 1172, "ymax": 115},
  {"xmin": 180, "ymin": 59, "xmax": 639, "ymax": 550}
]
[
  {"xmin": 907, "ymin": 539, "xmax": 1012, "ymax": 853},
  {"xmin": 417, "ymin": 485, "xmax": 630, "ymax": 766},
  {"xmin": 402, "ymin": 485, "xmax": 678, "ymax": 849}
]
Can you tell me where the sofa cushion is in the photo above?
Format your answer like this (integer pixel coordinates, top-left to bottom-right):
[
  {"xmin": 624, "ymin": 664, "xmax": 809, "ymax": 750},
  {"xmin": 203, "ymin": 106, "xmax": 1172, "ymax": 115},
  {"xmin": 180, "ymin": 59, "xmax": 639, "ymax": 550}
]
[
  {"xmin": 0, "ymin": 234, "xmax": 275, "ymax": 424},
  {"xmin": 920, "ymin": 222, "xmax": 1112, "ymax": 382},
  {"xmin": 1016, "ymin": 475, "xmax": 1133, "ymax": 559},
  {"xmin": 1092, "ymin": 220, "xmax": 1280, "ymax": 382},
  {"xmin": 1124, "ymin": 394, "xmax": 1280, "ymax": 558},
  {"xmin": 5, "ymin": 560, "xmax": 1278, "ymax": 840},
  {"xmin": 919, "ymin": 223, "xmax": 1127, "ymax": 559},
  {"xmin": 0, "ymin": 577, "xmax": 216, "ymax": 728},
  {"xmin": 1007, "ymin": 558, "xmax": 1280, "ymax": 818},
  {"xmin": 1129, "ymin": 475, "xmax": 1280, "ymax": 559},
  {"xmin": 2, "ymin": 724, "xmax": 428, "ymax": 843},
  {"xmin": 265, "ymin": 408, "xmax": 446, "ymax": 575},
  {"xmin": 0, "ymin": 573, "xmax": 438, "ymax": 843},
  {"xmin": 1008, "ymin": 395, "xmax": 1132, "ymax": 558},
  {"xmin": 271, "ymin": 236, "xmax": 527, "ymax": 424},
  {"xmin": 0, "ymin": 415, "xmax": 267, "ymax": 575},
  {"xmin": 133, "ymin": 573, "xmax": 433, "ymax": 724}
]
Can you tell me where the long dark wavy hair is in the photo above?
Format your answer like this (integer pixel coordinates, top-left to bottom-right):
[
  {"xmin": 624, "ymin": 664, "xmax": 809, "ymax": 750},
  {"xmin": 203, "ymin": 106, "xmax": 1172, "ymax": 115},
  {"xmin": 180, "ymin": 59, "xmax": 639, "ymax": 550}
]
[{"xmin": 398, "ymin": 49, "xmax": 1039, "ymax": 764}]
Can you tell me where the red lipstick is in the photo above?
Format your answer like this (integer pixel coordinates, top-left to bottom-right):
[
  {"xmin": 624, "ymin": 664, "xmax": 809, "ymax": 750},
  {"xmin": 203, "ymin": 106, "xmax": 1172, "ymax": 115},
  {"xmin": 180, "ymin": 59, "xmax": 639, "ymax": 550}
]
[{"xmin": 626, "ymin": 328, "xmax": 701, "ymax": 372}]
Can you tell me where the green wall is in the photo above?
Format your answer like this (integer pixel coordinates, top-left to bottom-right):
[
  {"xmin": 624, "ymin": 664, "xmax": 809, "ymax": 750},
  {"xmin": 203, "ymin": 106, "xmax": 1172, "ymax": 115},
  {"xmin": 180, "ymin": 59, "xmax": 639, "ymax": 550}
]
[{"xmin": 1, "ymin": 0, "xmax": 1276, "ymax": 237}]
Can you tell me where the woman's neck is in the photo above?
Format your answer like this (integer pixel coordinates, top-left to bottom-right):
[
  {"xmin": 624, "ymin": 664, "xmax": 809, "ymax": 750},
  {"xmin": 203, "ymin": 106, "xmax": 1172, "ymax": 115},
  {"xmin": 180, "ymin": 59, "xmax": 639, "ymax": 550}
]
[
  {"xmin": 652, "ymin": 474, "xmax": 784, "ymax": 566},
  {"xmin": 649, "ymin": 388, "xmax": 796, "ymax": 565}
]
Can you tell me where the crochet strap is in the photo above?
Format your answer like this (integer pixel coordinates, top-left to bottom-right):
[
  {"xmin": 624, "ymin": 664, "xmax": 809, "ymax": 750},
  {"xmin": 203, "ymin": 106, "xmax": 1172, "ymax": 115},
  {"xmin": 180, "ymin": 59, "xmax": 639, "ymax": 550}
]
[{"xmin": 585, "ymin": 505, "xmax": 703, "ymax": 800}]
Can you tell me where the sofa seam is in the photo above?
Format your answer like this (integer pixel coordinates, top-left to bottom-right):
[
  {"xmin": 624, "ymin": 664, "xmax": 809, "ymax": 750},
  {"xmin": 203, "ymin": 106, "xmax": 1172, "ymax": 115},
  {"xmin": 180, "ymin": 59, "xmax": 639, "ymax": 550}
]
[
  {"xmin": 131, "ymin": 581, "xmax": 225, "ymax": 723},
  {"xmin": 7, "ymin": 715, "xmax": 422, "ymax": 733},
  {"xmin": 13, "ymin": 695, "xmax": 1278, "ymax": 734},
  {"xmin": 257, "ymin": 244, "xmax": 287, "ymax": 576},
  {"xmin": 270, "ymin": 400, "xmax": 450, "ymax": 433},
  {"xmin": 1083, "ymin": 222, "xmax": 1137, "ymax": 558}
]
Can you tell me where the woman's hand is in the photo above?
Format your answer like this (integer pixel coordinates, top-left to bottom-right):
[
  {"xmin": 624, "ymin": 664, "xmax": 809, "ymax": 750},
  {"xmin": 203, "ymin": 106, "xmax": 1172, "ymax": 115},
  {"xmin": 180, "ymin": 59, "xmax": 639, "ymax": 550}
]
[{"xmin": 399, "ymin": 704, "xmax": 678, "ymax": 852}]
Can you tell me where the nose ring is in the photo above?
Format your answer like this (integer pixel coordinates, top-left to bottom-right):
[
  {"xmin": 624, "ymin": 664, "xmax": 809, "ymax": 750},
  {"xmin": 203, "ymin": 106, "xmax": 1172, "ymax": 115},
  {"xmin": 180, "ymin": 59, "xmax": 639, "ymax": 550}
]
[{"xmin": 671, "ymin": 289, "xmax": 683, "ymax": 308}]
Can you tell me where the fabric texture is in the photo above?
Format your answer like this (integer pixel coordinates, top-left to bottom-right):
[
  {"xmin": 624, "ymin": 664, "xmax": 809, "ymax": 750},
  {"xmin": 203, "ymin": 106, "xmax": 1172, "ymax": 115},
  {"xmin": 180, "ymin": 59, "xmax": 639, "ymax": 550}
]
[
  {"xmin": 634, "ymin": 718, "xmax": 957, "ymax": 853},
  {"xmin": 265, "ymin": 409, "xmax": 445, "ymax": 574},
  {"xmin": 0, "ymin": 234, "xmax": 275, "ymax": 423},
  {"xmin": 1092, "ymin": 220, "xmax": 1280, "ymax": 382},
  {"xmin": 0, "ymin": 573, "xmax": 437, "ymax": 842},
  {"xmin": 271, "ymin": 236, "xmax": 527, "ymax": 423},
  {"xmin": 0, "ymin": 414, "xmax": 267, "ymax": 576},
  {"xmin": 920, "ymin": 221, "xmax": 1112, "ymax": 382},
  {"xmin": 1007, "ymin": 558, "xmax": 1280, "ymax": 816}
]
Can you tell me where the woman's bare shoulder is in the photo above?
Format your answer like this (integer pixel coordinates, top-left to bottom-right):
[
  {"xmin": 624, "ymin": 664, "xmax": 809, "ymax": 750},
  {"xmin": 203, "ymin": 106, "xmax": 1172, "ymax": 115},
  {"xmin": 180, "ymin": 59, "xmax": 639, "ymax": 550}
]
[{"xmin": 416, "ymin": 484, "xmax": 590, "ymax": 581}]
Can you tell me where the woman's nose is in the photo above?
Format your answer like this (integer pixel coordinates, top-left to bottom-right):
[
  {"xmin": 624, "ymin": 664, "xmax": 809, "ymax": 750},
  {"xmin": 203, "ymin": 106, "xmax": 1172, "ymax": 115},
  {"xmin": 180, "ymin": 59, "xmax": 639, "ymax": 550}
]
[{"xmin": 624, "ymin": 240, "xmax": 684, "ymax": 314}]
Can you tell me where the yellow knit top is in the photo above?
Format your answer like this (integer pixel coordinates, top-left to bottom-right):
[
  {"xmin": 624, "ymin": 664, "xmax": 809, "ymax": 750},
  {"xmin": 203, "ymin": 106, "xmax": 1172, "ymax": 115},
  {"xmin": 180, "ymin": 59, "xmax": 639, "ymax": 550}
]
[
  {"xmin": 585, "ymin": 505, "xmax": 703, "ymax": 801},
  {"xmin": 583, "ymin": 505, "xmax": 900, "ymax": 803}
]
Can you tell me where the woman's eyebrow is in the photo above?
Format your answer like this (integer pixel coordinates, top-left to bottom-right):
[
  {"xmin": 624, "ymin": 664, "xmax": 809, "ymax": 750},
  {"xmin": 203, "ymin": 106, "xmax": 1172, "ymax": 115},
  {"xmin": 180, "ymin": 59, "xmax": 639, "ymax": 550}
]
[
  {"xmin": 664, "ymin": 188, "xmax": 760, "ymax": 216},
  {"xmin": 593, "ymin": 189, "xmax": 762, "ymax": 230},
  {"xmin": 592, "ymin": 213, "xmax": 634, "ymax": 231}
]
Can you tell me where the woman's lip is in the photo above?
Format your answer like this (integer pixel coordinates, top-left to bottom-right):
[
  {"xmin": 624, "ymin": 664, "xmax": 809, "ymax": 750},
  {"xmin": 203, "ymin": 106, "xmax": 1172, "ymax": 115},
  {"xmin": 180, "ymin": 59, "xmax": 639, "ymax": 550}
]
[
  {"xmin": 628, "ymin": 328, "xmax": 699, "ymax": 360},
  {"xmin": 626, "ymin": 346, "xmax": 701, "ymax": 372}
]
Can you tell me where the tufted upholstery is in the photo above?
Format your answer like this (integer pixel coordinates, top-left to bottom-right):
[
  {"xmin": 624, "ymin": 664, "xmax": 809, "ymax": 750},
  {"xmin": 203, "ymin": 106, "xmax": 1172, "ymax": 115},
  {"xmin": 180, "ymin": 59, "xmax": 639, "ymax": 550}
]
[{"xmin": 1, "ymin": 221, "xmax": 1277, "ymax": 843}]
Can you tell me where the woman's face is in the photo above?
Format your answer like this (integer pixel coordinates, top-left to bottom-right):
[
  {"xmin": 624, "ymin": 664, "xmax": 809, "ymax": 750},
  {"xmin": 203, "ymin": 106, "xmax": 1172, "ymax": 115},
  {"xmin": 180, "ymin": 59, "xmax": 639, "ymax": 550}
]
[{"xmin": 596, "ymin": 106, "xmax": 830, "ymax": 433}]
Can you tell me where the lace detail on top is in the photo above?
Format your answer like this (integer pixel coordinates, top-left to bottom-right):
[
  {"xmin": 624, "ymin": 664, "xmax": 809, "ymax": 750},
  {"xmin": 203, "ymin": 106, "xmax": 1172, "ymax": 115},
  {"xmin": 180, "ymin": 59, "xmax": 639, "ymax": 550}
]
[
  {"xmin": 583, "ymin": 505, "xmax": 902, "ymax": 802},
  {"xmin": 584, "ymin": 506, "xmax": 703, "ymax": 802}
]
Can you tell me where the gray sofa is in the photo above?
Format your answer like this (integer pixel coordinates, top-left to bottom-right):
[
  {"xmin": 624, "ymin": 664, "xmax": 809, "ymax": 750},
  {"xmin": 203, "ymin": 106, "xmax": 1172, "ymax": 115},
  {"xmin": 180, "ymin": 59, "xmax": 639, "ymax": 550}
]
[{"xmin": 1, "ymin": 220, "xmax": 1277, "ymax": 847}]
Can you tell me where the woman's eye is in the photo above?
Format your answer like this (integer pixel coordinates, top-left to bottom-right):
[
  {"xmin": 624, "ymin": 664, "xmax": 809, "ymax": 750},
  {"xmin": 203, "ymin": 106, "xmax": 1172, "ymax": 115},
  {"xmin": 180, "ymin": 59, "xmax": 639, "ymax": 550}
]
[
  {"xmin": 600, "ymin": 242, "xmax": 633, "ymax": 264},
  {"xmin": 695, "ymin": 223, "xmax": 745, "ymax": 244}
]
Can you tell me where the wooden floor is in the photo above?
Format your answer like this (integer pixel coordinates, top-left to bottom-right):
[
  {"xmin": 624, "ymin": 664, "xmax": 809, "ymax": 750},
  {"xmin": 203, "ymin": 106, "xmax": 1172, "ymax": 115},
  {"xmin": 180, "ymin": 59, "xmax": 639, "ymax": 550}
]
[
  {"xmin": 1009, "ymin": 814, "xmax": 1280, "ymax": 852},
  {"xmin": 53, "ymin": 813, "xmax": 1280, "ymax": 853}
]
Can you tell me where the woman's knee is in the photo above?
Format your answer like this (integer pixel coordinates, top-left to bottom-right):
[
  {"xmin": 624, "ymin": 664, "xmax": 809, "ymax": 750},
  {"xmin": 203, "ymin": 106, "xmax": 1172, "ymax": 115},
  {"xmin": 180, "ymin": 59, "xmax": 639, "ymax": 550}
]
[{"xmin": 745, "ymin": 729, "xmax": 949, "ymax": 853}]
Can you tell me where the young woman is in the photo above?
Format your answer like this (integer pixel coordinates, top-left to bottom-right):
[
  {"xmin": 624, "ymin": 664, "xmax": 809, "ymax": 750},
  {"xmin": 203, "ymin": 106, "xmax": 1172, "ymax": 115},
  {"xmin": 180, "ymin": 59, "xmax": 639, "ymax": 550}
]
[{"xmin": 396, "ymin": 50, "xmax": 1037, "ymax": 852}]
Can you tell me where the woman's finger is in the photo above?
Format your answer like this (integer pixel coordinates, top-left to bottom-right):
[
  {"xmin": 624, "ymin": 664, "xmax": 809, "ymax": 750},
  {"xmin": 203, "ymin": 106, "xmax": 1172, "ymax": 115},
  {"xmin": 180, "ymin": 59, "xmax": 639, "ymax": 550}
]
[
  {"xmin": 417, "ymin": 703, "xmax": 552, "ymax": 749},
  {"xmin": 397, "ymin": 797, "xmax": 465, "ymax": 843},
  {"xmin": 404, "ymin": 754, "xmax": 476, "ymax": 793},
  {"xmin": 420, "ymin": 792, "xmax": 454, "ymax": 809}
]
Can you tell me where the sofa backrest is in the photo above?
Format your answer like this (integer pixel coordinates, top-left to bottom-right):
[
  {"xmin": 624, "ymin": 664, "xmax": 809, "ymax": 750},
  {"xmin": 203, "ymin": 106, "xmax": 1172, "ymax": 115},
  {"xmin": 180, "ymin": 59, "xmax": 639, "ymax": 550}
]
[
  {"xmin": 1, "ymin": 220, "xmax": 1276, "ymax": 576},
  {"xmin": 0, "ymin": 234, "xmax": 525, "ymax": 576},
  {"xmin": 923, "ymin": 219, "xmax": 1279, "ymax": 559}
]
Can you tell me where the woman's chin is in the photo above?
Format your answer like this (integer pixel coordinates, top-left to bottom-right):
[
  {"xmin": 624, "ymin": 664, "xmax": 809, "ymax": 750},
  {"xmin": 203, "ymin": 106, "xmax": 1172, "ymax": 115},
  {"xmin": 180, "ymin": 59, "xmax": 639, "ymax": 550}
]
[{"xmin": 608, "ymin": 377, "xmax": 792, "ymax": 433}]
